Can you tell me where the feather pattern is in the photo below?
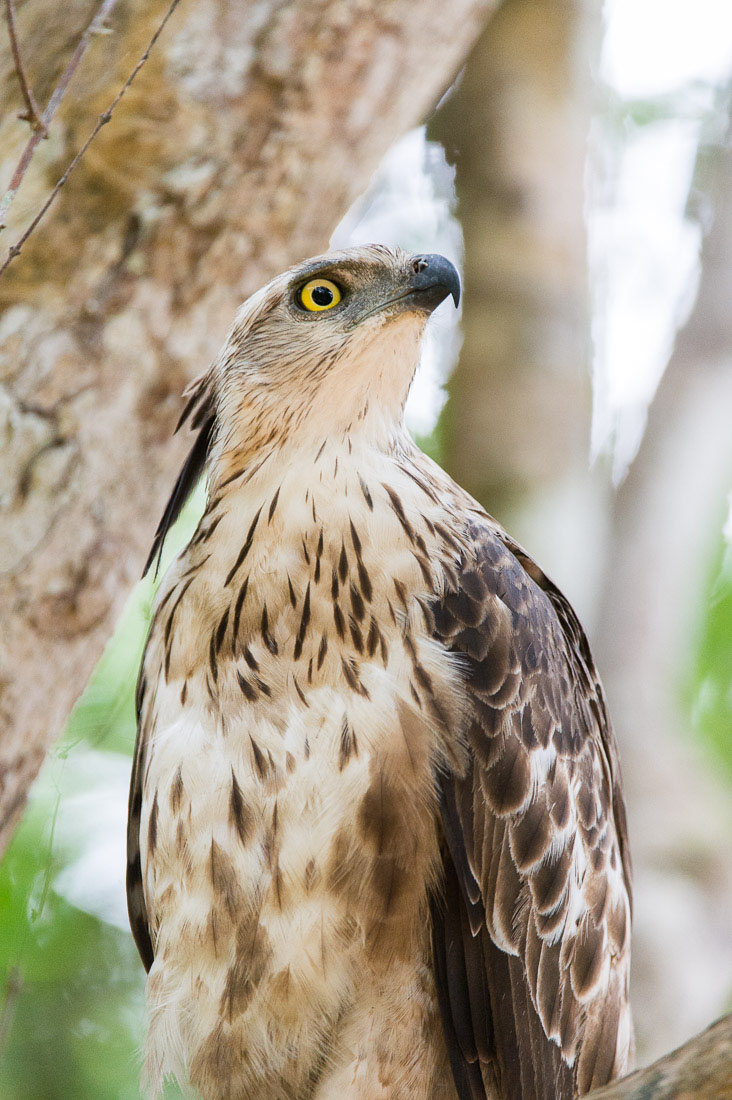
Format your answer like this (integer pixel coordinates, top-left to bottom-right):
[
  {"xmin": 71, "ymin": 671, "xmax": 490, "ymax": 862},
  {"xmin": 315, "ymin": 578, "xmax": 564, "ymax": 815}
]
[
  {"xmin": 430, "ymin": 517, "xmax": 633, "ymax": 1099},
  {"xmin": 142, "ymin": 374, "xmax": 216, "ymax": 577}
]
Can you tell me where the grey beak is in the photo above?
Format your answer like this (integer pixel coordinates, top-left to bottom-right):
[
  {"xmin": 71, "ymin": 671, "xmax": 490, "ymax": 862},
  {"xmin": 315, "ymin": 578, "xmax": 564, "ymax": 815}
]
[{"xmin": 409, "ymin": 254, "xmax": 461, "ymax": 310}]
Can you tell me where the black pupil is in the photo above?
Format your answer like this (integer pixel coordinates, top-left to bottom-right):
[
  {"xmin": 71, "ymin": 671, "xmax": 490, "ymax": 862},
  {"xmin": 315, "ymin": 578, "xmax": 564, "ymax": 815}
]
[{"xmin": 311, "ymin": 285, "xmax": 334, "ymax": 306}]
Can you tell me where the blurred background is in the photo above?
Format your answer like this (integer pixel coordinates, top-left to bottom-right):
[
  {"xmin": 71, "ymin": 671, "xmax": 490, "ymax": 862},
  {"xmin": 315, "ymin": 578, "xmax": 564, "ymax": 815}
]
[{"xmin": 1, "ymin": 0, "xmax": 731, "ymax": 1096}]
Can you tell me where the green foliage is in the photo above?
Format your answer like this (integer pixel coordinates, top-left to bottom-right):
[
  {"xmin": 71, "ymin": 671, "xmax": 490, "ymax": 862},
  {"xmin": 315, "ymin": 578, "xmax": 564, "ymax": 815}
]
[
  {"xmin": 0, "ymin": 491, "xmax": 204, "ymax": 1100},
  {"xmin": 414, "ymin": 426, "xmax": 443, "ymax": 466},
  {"xmin": 0, "ymin": 812, "xmax": 145, "ymax": 1099},
  {"xmin": 687, "ymin": 522, "xmax": 732, "ymax": 774}
]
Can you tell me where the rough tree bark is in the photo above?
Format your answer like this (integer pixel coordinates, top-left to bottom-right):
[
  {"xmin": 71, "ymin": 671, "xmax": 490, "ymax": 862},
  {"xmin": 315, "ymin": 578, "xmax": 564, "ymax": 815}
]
[
  {"xmin": 0, "ymin": 0, "xmax": 496, "ymax": 849},
  {"xmin": 587, "ymin": 1014, "xmax": 732, "ymax": 1100},
  {"xmin": 430, "ymin": 0, "xmax": 606, "ymax": 622}
]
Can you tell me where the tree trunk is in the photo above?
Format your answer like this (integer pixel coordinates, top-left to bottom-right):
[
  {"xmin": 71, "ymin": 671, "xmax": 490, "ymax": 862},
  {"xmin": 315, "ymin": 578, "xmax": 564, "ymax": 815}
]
[
  {"xmin": 594, "ymin": 120, "xmax": 732, "ymax": 1061},
  {"xmin": 430, "ymin": 0, "xmax": 605, "ymax": 622},
  {"xmin": 0, "ymin": 0, "xmax": 496, "ymax": 849},
  {"xmin": 432, "ymin": 0, "xmax": 732, "ymax": 1064}
]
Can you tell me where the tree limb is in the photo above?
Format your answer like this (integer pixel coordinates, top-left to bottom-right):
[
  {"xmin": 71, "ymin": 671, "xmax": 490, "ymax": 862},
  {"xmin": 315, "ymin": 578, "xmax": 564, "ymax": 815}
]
[
  {"xmin": 587, "ymin": 1014, "xmax": 732, "ymax": 1099},
  {"xmin": 4, "ymin": 0, "xmax": 47, "ymax": 135}
]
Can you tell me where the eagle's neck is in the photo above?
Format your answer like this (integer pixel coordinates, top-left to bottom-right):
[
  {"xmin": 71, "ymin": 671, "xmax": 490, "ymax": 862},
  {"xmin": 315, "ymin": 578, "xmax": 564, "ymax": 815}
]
[
  {"xmin": 148, "ymin": 429, "xmax": 463, "ymax": 730},
  {"xmin": 211, "ymin": 316, "xmax": 425, "ymax": 491}
]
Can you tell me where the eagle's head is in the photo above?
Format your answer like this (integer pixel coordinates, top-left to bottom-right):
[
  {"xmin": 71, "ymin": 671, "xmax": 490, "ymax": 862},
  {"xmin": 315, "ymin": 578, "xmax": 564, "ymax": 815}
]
[
  {"xmin": 204, "ymin": 244, "xmax": 460, "ymax": 479},
  {"xmin": 145, "ymin": 245, "xmax": 460, "ymax": 573}
]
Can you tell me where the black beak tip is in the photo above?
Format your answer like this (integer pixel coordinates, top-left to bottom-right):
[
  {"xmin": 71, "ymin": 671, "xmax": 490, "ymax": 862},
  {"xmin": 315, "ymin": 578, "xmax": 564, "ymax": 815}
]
[{"xmin": 410, "ymin": 253, "xmax": 461, "ymax": 310}]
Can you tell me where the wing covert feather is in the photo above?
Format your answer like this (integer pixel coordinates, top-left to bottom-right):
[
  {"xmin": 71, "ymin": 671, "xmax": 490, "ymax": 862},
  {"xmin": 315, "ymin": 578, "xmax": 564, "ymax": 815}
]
[{"xmin": 431, "ymin": 518, "xmax": 632, "ymax": 1100}]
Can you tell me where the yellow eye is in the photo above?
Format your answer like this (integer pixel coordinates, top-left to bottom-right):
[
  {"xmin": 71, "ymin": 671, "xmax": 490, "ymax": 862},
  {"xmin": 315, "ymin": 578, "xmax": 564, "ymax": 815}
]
[{"xmin": 298, "ymin": 278, "xmax": 342, "ymax": 312}]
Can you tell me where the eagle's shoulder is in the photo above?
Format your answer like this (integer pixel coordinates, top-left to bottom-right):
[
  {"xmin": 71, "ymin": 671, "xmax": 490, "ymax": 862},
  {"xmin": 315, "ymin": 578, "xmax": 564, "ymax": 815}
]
[{"xmin": 436, "ymin": 507, "xmax": 631, "ymax": 887}]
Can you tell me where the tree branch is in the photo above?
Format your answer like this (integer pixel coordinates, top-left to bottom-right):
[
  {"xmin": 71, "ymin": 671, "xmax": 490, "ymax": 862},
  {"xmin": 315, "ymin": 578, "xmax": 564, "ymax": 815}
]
[
  {"xmin": 4, "ymin": 0, "xmax": 47, "ymax": 135},
  {"xmin": 0, "ymin": 0, "xmax": 181, "ymax": 277},
  {"xmin": 0, "ymin": 0, "xmax": 121, "ymax": 232},
  {"xmin": 587, "ymin": 1015, "xmax": 732, "ymax": 1099}
]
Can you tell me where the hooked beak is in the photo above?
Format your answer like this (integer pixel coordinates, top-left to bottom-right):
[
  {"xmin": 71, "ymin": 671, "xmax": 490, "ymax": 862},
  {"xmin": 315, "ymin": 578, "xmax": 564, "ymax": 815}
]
[
  {"xmin": 406, "ymin": 253, "xmax": 461, "ymax": 310},
  {"xmin": 353, "ymin": 253, "xmax": 461, "ymax": 326}
]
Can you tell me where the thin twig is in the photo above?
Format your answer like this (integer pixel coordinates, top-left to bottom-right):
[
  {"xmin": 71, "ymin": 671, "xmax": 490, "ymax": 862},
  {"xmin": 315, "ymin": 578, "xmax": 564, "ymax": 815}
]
[
  {"xmin": 0, "ymin": 0, "xmax": 182, "ymax": 278},
  {"xmin": 0, "ymin": 0, "xmax": 122, "ymax": 232},
  {"xmin": 4, "ymin": 0, "xmax": 47, "ymax": 134}
]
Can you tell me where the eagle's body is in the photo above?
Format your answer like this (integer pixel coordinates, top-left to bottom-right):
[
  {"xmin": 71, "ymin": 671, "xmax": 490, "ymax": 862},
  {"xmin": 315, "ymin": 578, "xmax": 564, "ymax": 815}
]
[{"xmin": 128, "ymin": 246, "xmax": 632, "ymax": 1100}]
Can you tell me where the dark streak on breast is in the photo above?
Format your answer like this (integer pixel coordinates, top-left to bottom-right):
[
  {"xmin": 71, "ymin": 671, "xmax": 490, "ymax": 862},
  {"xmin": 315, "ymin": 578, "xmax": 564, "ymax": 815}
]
[
  {"xmin": 147, "ymin": 789, "xmax": 159, "ymax": 856},
  {"xmin": 393, "ymin": 578, "xmax": 408, "ymax": 610},
  {"xmin": 339, "ymin": 715, "xmax": 359, "ymax": 770},
  {"xmin": 358, "ymin": 475, "xmax": 373, "ymax": 510},
  {"xmin": 225, "ymin": 504, "xmax": 264, "ymax": 586},
  {"xmin": 383, "ymin": 484, "xmax": 415, "ymax": 543},
  {"xmin": 170, "ymin": 766, "xmax": 184, "ymax": 811},
  {"xmin": 268, "ymin": 485, "xmax": 281, "ymax": 524},
  {"xmin": 249, "ymin": 735, "xmax": 267, "ymax": 779},
  {"xmin": 196, "ymin": 510, "xmax": 224, "ymax": 545},
  {"xmin": 350, "ymin": 583, "xmax": 365, "ymax": 623},
  {"xmin": 233, "ymin": 577, "xmax": 249, "ymax": 640},
  {"xmin": 293, "ymin": 583, "xmax": 311, "ymax": 660},
  {"xmin": 292, "ymin": 674, "xmax": 309, "ymax": 707},
  {"xmin": 163, "ymin": 576, "xmax": 195, "ymax": 680},
  {"xmin": 314, "ymin": 528, "xmax": 324, "ymax": 583},
  {"xmin": 398, "ymin": 461, "xmax": 442, "ymax": 506},
  {"xmin": 341, "ymin": 656, "xmax": 369, "ymax": 698},
  {"xmin": 229, "ymin": 770, "xmax": 252, "ymax": 844},
  {"xmin": 209, "ymin": 632, "xmax": 219, "ymax": 683},
  {"xmin": 349, "ymin": 617, "xmax": 364, "ymax": 653},
  {"xmin": 357, "ymin": 559, "xmax": 373, "ymax": 603},
  {"xmin": 236, "ymin": 670, "xmax": 257, "ymax": 701},
  {"xmin": 215, "ymin": 608, "xmax": 230, "ymax": 654},
  {"xmin": 261, "ymin": 605, "xmax": 278, "ymax": 655},
  {"xmin": 348, "ymin": 518, "xmax": 362, "ymax": 559}
]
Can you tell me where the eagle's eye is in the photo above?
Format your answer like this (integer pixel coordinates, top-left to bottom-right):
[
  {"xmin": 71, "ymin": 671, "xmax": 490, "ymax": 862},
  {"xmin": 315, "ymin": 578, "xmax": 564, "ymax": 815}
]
[{"xmin": 298, "ymin": 278, "xmax": 342, "ymax": 312}]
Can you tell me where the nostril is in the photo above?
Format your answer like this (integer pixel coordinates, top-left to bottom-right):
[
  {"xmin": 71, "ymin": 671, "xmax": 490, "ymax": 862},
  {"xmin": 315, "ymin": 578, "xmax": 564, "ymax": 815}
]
[{"xmin": 412, "ymin": 257, "xmax": 428, "ymax": 274}]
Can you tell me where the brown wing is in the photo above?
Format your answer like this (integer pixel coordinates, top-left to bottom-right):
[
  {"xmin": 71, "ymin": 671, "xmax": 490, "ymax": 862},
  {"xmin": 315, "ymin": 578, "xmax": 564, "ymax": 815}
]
[
  {"xmin": 142, "ymin": 370, "xmax": 216, "ymax": 577},
  {"xmin": 430, "ymin": 518, "xmax": 632, "ymax": 1100},
  {"xmin": 128, "ymin": 369, "xmax": 217, "ymax": 966},
  {"xmin": 127, "ymin": 666, "xmax": 155, "ymax": 971}
]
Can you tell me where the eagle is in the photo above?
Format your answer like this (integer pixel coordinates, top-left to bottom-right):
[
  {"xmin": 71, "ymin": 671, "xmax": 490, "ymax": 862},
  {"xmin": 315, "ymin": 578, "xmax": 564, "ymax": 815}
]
[{"xmin": 127, "ymin": 245, "xmax": 633, "ymax": 1100}]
